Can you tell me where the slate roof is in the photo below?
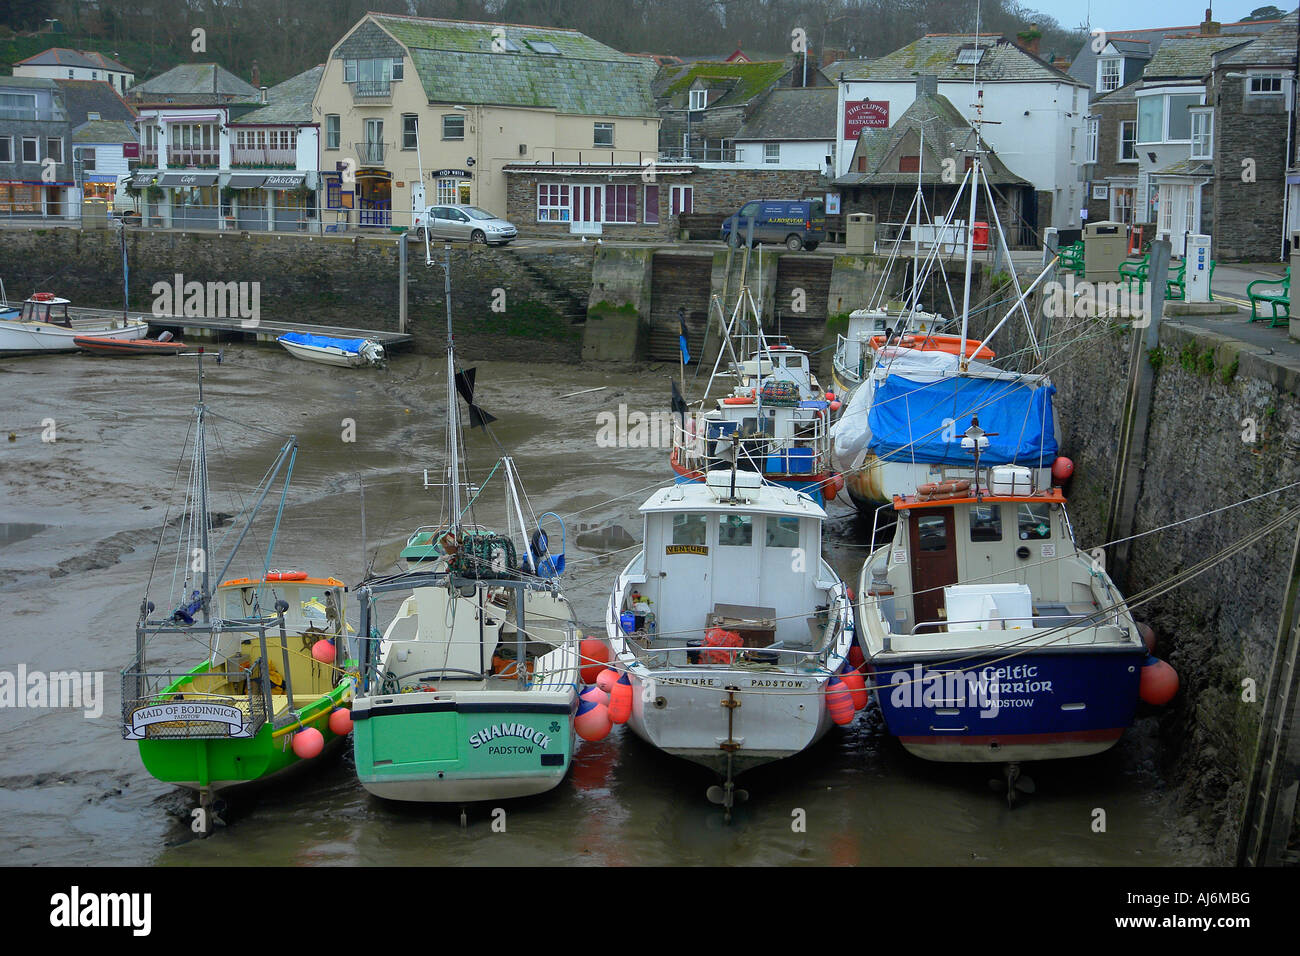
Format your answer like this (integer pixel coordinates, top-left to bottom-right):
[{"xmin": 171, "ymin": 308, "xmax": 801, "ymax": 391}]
[
  {"xmin": 15, "ymin": 47, "xmax": 101, "ymax": 69},
  {"xmin": 834, "ymin": 91, "xmax": 1027, "ymax": 187},
  {"xmin": 366, "ymin": 15, "xmax": 657, "ymax": 116},
  {"xmin": 1093, "ymin": 77, "xmax": 1141, "ymax": 106},
  {"xmin": 1141, "ymin": 34, "xmax": 1258, "ymax": 80},
  {"xmin": 80, "ymin": 51, "xmax": 134, "ymax": 74},
  {"xmin": 654, "ymin": 60, "xmax": 790, "ymax": 108},
  {"xmin": 1153, "ymin": 157, "xmax": 1213, "ymax": 177},
  {"xmin": 734, "ymin": 86, "xmax": 836, "ymax": 140},
  {"xmin": 823, "ymin": 58, "xmax": 876, "ymax": 80},
  {"xmin": 1219, "ymin": 11, "xmax": 1299, "ymax": 67},
  {"xmin": 72, "ymin": 120, "xmax": 135, "ymax": 144},
  {"xmin": 835, "ymin": 34, "xmax": 1084, "ymax": 85},
  {"xmin": 52, "ymin": 79, "xmax": 136, "ymax": 125},
  {"xmin": 128, "ymin": 63, "xmax": 259, "ymax": 101},
  {"xmin": 1067, "ymin": 18, "xmax": 1284, "ymax": 87},
  {"xmin": 235, "ymin": 66, "xmax": 323, "ymax": 124}
]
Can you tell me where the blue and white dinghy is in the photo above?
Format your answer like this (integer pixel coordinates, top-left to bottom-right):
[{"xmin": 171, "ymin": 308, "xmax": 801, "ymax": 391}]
[{"xmin": 277, "ymin": 332, "xmax": 385, "ymax": 367}]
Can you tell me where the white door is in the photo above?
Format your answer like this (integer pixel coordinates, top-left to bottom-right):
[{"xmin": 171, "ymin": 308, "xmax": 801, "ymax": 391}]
[
  {"xmin": 574, "ymin": 184, "xmax": 603, "ymax": 224},
  {"xmin": 711, "ymin": 512, "xmax": 760, "ymax": 609},
  {"xmin": 670, "ymin": 185, "xmax": 693, "ymax": 216}
]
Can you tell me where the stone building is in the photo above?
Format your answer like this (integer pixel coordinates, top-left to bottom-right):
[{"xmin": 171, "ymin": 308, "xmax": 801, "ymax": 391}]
[
  {"xmin": 1082, "ymin": 80, "xmax": 1140, "ymax": 228},
  {"xmin": 1206, "ymin": 13, "xmax": 1298, "ymax": 261}
]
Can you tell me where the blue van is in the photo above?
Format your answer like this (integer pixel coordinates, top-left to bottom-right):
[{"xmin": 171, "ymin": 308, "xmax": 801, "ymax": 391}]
[{"xmin": 720, "ymin": 198, "xmax": 826, "ymax": 251}]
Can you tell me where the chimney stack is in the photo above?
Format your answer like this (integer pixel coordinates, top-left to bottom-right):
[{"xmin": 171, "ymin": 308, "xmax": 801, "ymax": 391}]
[
  {"xmin": 1200, "ymin": 8, "xmax": 1221, "ymax": 35},
  {"xmin": 1016, "ymin": 24, "xmax": 1042, "ymax": 57},
  {"xmin": 251, "ymin": 60, "xmax": 260, "ymax": 90}
]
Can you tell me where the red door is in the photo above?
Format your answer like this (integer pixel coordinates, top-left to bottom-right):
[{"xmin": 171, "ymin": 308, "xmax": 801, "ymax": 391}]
[{"xmin": 908, "ymin": 507, "xmax": 958, "ymax": 633}]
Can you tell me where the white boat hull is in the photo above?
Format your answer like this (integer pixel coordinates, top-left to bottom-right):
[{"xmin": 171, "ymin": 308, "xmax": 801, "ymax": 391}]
[
  {"xmin": 0, "ymin": 319, "xmax": 148, "ymax": 355},
  {"xmin": 278, "ymin": 338, "xmax": 384, "ymax": 367}
]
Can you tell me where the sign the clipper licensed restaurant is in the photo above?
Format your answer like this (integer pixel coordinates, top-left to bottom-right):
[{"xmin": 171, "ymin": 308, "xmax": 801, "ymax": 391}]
[{"xmin": 843, "ymin": 99, "xmax": 890, "ymax": 138}]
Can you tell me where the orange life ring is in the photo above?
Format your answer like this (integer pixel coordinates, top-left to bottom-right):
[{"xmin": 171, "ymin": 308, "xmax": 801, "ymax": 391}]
[
  {"xmin": 31, "ymin": 292, "xmax": 55, "ymax": 301},
  {"xmin": 266, "ymin": 570, "xmax": 308, "ymax": 581},
  {"xmin": 723, "ymin": 388, "xmax": 756, "ymax": 406},
  {"xmin": 917, "ymin": 481, "xmax": 939, "ymax": 496}
]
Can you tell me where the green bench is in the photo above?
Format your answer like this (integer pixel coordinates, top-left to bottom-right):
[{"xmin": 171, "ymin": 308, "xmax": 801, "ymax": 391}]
[
  {"xmin": 1119, "ymin": 253, "xmax": 1150, "ymax": 294},
  {"xmin": 1166, "ymin": 259, "xmax": 1216, "ymax": 301},
  {"xmin": 1247, "ymin": 267, "xmax": 1290, "ymax": 327},
  {"xmin": 1058, "ymin": 240, "xmax": 1085, "ymax": 276}
]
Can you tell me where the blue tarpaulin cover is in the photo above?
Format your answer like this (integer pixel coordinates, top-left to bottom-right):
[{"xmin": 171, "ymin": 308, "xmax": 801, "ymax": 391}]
[
  {"xmin": 278, "ymin": 332, "xmax": 369, "ymax": 353},
  {"xmin": 867, "ymin": 375, "xmax": 1058, "ymax": 465}
]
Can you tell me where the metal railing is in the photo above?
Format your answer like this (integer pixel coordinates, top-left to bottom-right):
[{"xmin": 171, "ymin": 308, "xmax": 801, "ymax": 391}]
[
  {"xmin": 121, "ymin": 656, "xmax": 271, "ymax": 741},
  {"xmin": 658, "ymin": 146, "xmax": 740, "ymax": 163},
  {"xmin": 353, "ymin": 80, "xmax": 392, "ymax": 99},
  {"xmin": 353, "ymin": 141, "xmax": 387, "ymax": 164},
  {"xmin": 230, "ymin": 148, "xmax": 298, "ymax": 166},
  {"xmin": 672, "ymin": 409, "xmax": 832, "ymax": 479},
  {"xmin": 166, "ymin": 148, "xmax": 219, "ymax": 167}
]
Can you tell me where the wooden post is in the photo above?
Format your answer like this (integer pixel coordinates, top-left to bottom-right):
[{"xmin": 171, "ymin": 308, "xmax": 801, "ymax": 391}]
[
  {"xmin": 1105, "ymin": 239, "xmax": 1170, "ymax": 588},
  {"xmin": 1238, "ymin": 514, "xmax": 1300, "ymax": 866}
]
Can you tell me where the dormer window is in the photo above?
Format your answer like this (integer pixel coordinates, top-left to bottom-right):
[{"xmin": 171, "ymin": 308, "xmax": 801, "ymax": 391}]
[
  {"xmin": 955, "ymin": 47, "xmax": 985, "ymax": 66},
  {"xmin": 1098, "ymin": 57, "xmax": 1120, "ymax": 93},
  {"xmin": 689, "ymin": 88, "xmax": 708, "ymax": 111},
  {"xmin": 526, "ymin": 39, "xmax": 560, "ymax": 55}
]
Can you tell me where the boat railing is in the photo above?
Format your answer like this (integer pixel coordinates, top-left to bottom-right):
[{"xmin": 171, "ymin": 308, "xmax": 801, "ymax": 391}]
[
  {"xmin": 909, "ymin": 613, "xmax": 1116, "ymax": 637},
  {"xmin": 674, "ymin": 410, "xmax": 831, "ymax": 478},
  {"xmin": 121, "ymin": 654, "xmax": 271, "ymax": 740}
]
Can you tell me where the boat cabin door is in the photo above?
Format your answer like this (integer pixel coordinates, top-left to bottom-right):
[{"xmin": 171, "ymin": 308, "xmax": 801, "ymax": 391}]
[{"xmin": 908, "ymin": 507, "xmax": 959, "ymax": 632}]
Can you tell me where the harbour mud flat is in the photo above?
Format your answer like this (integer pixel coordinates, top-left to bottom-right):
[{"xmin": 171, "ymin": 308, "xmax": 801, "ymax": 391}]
[{"xmin": 0, "ymin": 347, "xmax": 1202, "ymax": 865}]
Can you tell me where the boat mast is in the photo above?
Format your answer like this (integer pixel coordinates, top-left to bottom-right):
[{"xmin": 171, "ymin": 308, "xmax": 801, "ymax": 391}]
[
  {"xmin": 195, "ymin": 349, "xmax": 212, "ymax": 623},
  {"xmin": 958, "ymin": 0, "xmax": 983, "ymax": 373},
  {"xmin": 444, "ymin": 243, "xmax": 461, "ymax": 532},
  {"xmin": 910, "ymin": 123, "xmax": 923, "ymax": 318}
]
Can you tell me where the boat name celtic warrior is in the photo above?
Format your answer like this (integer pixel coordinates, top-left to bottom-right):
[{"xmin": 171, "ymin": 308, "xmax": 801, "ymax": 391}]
[{"xmin": 121, "ymin": 350, "xmax": 353, "ymax": 831}]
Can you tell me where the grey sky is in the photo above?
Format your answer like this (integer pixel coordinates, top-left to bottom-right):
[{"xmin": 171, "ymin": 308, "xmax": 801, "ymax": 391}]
[{"xmin": 1024, "ymin": 1, "xmax": 1292, "ymax": 32}]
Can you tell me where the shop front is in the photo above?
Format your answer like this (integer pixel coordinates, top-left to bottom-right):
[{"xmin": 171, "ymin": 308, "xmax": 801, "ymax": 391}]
[
  {"xmin": 159, "ymin": 171, "xmax": 219, "ymax": 230},
  {"xmin": 264, "ymin": 172, "xmax": 313, "ymax": 231},
  {"xmin": 357, "ymin": 169, "xmax": 391, "ymax": 227}
]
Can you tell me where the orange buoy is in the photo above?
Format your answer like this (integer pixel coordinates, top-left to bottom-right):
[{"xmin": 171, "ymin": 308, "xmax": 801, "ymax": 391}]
[
  {"xmin": 1139, "ymin": 656, "xmax": 1179, "ymax": 706},
  {"xmin": 575, "ymin": 697, "xmax": 612, "ymax": 741},
  {"xmin": 595, "ymin": 668, "xmax": 619, "ymax": 693},
  {"xmin": 848, "ymin": 644, "xmax": 866, "ymax": 672},
  {"xmin": 1052, "ymin": 456, "xmax": 1075, "ymax": 483},
  {"xmin": 292, "ymin": 727, "xmax": 325, "ymax": 759},
  {"xmin": 840, "ymin": 669, "xmax": 868, "ymax": 709},
  {"xmin": 1136, "ymin": 621, "xmax": 1156, "ymax": 654},
  {"xmin": 824, "ymin": 473, "xmax": 845, "ymax": 502},
  {"xmin": 581, "ymin": 685, "xmax": 609, "ymax": 707},
  {"xmin": 311, "ymin": 639, "xmax": 335, "ymax": 663},
  {"xmin": 328, "ymin": 707, "xmax": 353, "ymax": 736},
  {"xmin": 579, "ymin": 637, "xmax": 610, "ymax": 684},
  {"xmin": 826, "ymin": 677, "xmax": 855, "ymax": 725},
  {"xmin": 825, "ymin": 391, "xmax": 836, "ymax": 402},
  {"xmin": 830, "ymin": 400, "xmax": 842, "ymax": 413},
  {"xmin": 608, "ymin": 673, "xmax": 633, "ymax": 723}
]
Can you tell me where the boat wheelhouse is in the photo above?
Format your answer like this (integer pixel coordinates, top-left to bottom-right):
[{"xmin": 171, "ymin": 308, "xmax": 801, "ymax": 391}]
[
  {"xmin": 855, "ymin": 451, "xmax": 1146, "ymax": 778},
  {"xmin": 0, "ymin": 293, "xmax": 148, "ymax": 355},
  {"xmin": 607, "ymin": 470, "xmax": 853, "ymax": 812},
  {"xmin": 831, "ymin": 305, "xmax": 949, "ymax": 396}
]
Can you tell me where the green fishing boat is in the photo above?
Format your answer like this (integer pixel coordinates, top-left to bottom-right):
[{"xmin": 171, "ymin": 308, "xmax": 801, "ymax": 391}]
[{"xmin": 121, "ymin": 351, "xmax": 354, "ymax": 829}]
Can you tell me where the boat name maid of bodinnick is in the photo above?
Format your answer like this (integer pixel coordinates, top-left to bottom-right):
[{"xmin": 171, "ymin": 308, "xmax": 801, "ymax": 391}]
[
  {"xmin": 126, "ymin": 701, "xmax": 249, "ymax": 739},
  {"xmin": 469, "ymin": 723, "xmax": 553, "ymax": 751}
]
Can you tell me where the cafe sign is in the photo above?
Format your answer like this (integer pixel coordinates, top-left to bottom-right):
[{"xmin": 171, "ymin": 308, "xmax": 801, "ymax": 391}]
[
  {"xmin": 843, "ymin": 100, "xmax": 890, "ymax": 138},
  {"xmin": 264, "ymin": 174, "xmax": 305, "ymax": 189}
]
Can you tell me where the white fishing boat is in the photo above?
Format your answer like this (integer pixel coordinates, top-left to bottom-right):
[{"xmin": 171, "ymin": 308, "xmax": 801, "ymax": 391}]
[
  {"xmin": 606, "ymin": 466, "xmax": 854, "ymax": 816},
  {"xmin": 349, "ymin": 245, "xmax": 582, "ymax": 804},
  {"xmin": 0, "ymin": 294, "xmax": 148, "ymax": 356},
  {"xmin": 277, "ymin": 331, "xmax": 385, "ymax": 367}
]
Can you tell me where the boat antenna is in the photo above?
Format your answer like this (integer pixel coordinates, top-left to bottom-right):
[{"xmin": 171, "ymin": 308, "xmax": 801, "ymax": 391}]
[
  {"xmin": 181, "ymin": 347, "xmax": 221, "ymax": 622},
  {"xmin": 958, "ymin": 0, "xmax": 984, "ymax": 373}
]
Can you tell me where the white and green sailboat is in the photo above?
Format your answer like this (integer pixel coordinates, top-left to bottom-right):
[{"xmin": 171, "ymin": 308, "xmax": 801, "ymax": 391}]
[{"xmin": 350, "ymin": 246, "xmax": 583, "ymax": 803}]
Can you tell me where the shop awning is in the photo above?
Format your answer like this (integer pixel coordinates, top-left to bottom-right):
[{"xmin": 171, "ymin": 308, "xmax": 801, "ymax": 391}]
[
  {"xmin": 225, "ymin": 173, "xmax": 266, "ymax": 189},
  {"xmin": 262, "ymin": 172, "xmax": 306, "ymax": 189},
  {"xmin": 158, "ymin": 172, "xmax": 218, "ymax": 187}
]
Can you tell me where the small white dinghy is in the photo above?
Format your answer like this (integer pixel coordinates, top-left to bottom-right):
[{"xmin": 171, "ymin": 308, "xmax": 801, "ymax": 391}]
[
  {"xmin": 0, "ymin": 293, "xmax": 148, "ymax": 356},
  {"xmin": 277, "ymin": 332, "xmax": 385, "ymax": 367}
]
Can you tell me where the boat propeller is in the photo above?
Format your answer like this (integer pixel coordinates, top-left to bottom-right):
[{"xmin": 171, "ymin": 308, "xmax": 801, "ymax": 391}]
[
  {"xmin": 454, "ymin": 367, "xmax": 497, "ymax": 429},
  {"xmin": 989, "ymin": 762, "xmax": 1036, "ymax": 808}
]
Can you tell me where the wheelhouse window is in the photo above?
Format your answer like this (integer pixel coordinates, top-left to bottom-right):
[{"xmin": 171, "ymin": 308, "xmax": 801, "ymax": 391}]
[
  {"xmin": 969, "ymin": 504, "xmax": 1002, "ymax": 542},
  {"xmin": 442, "ymin": 114, "xmax": 465, "ymax": 141},
  {"xmin": 671, "ymin": 513, "xmax": 707, "ymax": 546},
  {"xmin": 766, "ymin": 516, "xmax": 800, "ymax": 549},
  {"xmin": 1017, "ymin": 505, "xmax": 1052, "ymax": 541},
  {"xmin": 916, "ymin": 514, "xmax": 948, "ymax": 551},
  {"xmin": 718, "ymin": 514, "xmax": 753, "ymax": 547}
]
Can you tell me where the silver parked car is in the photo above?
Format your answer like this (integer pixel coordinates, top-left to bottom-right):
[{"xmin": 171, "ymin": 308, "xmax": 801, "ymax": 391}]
[{"xmin": 413, "ymin": 205, "xmax": 517, "ymax": 245}]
